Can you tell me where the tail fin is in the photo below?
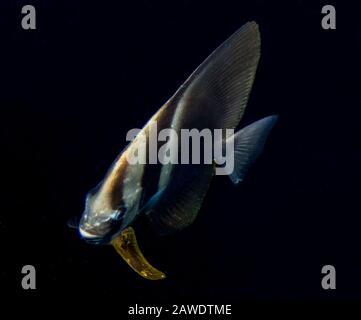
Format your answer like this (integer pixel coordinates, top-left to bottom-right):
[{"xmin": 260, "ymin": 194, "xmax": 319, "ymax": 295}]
[{"xmin": 226, "ymin": 115, "xmax": 278, "ymax": 184}]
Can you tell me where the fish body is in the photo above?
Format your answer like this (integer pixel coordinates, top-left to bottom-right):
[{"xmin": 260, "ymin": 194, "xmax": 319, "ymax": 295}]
[{"xmin": 78, "ymin": 21, "xmax": 277, "ymax": 279}]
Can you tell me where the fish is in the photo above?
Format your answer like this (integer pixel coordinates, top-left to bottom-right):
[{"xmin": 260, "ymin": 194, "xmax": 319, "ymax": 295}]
[{"xmin": 78, "ymin": 21, "xmax": 278, "ymax": 280}]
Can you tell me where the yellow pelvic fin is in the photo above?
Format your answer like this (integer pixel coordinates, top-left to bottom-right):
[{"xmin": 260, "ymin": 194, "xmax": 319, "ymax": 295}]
[{"xmin": 111, "ymin": 227, "xmax": 166, "ymax": 280}]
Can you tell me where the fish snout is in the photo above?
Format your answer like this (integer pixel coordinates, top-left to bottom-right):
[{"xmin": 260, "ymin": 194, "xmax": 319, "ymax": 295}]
[
  {"xmin": 79, "ymin": 226, "xmax": 98, "ymax": 239},
  {"xmin": 79, "ymin": 216, "xmax": 121, "ymax": 245},
  {"xmin": 78, "ymin": 226, "xmax": 105, "ymax": 244}
]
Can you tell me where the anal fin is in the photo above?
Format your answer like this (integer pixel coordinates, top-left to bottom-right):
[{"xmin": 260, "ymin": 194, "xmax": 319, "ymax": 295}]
[{"xmin": 146, "ymin": 164, "xmax": 214, "ymax": 235}]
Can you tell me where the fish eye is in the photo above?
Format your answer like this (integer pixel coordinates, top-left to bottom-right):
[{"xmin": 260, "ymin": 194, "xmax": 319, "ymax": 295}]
[{"xmin": 112, "ymin": 206, "xmax": 127, "ymax": 221}]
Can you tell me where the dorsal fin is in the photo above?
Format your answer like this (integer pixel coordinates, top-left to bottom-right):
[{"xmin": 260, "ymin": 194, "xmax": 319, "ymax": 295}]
[
  {"xmin": 156, "ymin": 22, "xmax": 261, "ymax": 194},
  {"xmin": 169, "ymin": 21, "xmax": 261, "ymax": 131}
]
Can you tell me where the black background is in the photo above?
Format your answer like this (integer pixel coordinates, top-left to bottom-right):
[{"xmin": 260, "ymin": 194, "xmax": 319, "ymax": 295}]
[{"xmin": 1, "ymin": 0, "xmax": 361, "ymax": 309}]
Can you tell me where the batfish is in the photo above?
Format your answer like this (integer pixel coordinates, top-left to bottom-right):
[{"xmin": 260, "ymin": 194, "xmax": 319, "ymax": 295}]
[{"xmin": 78, "ymin": 21, "xmax": 278, "ymax": 280}]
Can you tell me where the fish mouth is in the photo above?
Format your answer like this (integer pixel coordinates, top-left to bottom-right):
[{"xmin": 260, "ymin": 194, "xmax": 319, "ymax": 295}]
[
  {"xmin": 79, "ymin": 227, "xmax": 105, "ymax": 245},
  {"xmin": 79, "ymin": 227, "xmax": 98, "ymax": 238}
]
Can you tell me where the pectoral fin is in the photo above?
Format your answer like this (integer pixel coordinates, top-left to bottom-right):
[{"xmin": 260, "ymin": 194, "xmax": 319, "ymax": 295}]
[{"xmin": 111, "ymin": 227, "xmax": 166, "ymax": 280}]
